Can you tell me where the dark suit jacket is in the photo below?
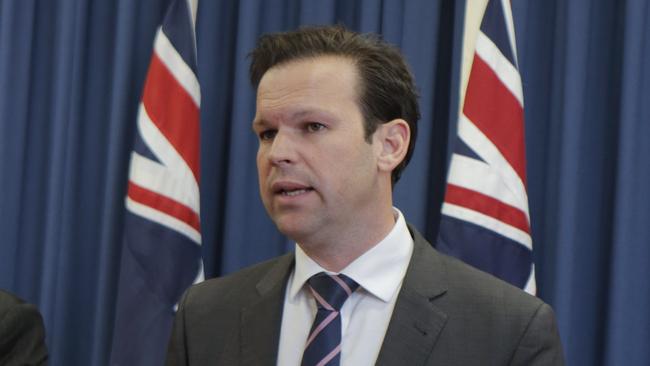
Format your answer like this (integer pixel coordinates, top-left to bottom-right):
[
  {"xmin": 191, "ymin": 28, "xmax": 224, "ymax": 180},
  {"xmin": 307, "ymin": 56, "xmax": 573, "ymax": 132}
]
[
  {"xmin": 166, "ymin": 226, "xmax": 564, "ymax": 365},
  {"xmin": 0, "ymin": 290, "xmax": 48, "ymax": 366}
]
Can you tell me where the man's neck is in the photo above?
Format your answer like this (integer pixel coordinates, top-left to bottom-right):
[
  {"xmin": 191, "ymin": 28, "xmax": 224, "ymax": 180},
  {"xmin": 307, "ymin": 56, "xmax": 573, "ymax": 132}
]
[{"xmin": 297, "ymin": 208, "xmax": 397, "ymax": 272}]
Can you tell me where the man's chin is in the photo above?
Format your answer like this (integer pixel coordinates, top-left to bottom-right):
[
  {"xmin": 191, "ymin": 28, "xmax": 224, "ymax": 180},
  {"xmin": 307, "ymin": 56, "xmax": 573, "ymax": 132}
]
[{"xmin": 273, "ymin": 216, "xmax": 318, "ymax": 243}]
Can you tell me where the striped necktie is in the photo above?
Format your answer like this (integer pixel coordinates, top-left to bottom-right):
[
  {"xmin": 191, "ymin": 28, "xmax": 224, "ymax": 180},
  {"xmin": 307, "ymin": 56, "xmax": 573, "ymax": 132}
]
[{"xmin": 301, "ymin": 273, "xmax": 359, "ymax": 366}]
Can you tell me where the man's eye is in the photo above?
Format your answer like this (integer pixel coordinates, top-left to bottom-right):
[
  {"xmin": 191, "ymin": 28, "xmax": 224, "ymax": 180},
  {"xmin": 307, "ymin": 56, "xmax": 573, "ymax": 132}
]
[
  {"xmin": 259, "ymin": 130, "xmax": 277, "ymax": 140},
  {"xmin": 306, "ymin": 122, "xmax": 325, "ymax": 133}
]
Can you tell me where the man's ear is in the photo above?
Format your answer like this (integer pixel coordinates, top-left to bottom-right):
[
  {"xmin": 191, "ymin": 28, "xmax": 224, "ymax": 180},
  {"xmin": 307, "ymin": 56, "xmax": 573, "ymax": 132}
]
[{"xmin": 374, "ymin": 119, "xmax": 410, "ymax": 173}]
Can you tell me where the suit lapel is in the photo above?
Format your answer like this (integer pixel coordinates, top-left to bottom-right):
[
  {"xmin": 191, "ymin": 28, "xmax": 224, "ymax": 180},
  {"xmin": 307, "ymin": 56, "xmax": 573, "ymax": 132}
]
[
  {"xmin": 240, "ymin": 253, "xmax": 294, "ymax": 366},
  {"xmin": 376, "ymin": 226, "xmax": 449, "ymax": 366}
]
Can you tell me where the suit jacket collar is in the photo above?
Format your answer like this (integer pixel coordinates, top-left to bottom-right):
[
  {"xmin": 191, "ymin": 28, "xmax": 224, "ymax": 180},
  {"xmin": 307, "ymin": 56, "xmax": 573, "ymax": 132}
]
[
  {"xmin": 240, "ymin": 252, "xmax": 295, "ymax": 366},
  {"xmin": 241, "ymin": 225, "xmax": 448, "ymax": 366},
  {"xmin": 376, "ymin": 225, "xmax": 449, "ymax": 366}
]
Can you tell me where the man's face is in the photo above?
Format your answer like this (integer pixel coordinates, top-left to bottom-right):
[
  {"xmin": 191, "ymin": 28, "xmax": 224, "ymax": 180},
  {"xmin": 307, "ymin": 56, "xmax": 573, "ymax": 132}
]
[{"xmin": 253, "ymin": 56, "xmax": 383, "ymax": 246}]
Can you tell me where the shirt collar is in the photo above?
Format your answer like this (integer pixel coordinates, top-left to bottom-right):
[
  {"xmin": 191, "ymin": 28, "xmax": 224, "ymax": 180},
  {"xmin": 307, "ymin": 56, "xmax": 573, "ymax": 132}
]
[{"xmin": 289, "ymin": 208, "xmax": 414, "ymax": 303}]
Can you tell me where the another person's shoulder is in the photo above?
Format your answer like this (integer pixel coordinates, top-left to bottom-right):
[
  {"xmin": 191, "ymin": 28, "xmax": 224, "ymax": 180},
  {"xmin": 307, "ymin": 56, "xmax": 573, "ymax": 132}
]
[
  {"xmin": 0, "ymin": 290, "xmax": 49, "ymax": 366},
  {"xmin": 0, "ymin": 289, "xmax": 24, "ymax": 308},
  {"xmin": 0, "ymin": 289, "xmax": 46, "ymax": 329}
]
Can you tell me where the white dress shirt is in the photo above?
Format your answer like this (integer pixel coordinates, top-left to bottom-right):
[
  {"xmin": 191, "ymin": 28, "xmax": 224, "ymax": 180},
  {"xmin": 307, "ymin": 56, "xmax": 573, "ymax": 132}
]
[{"xmin": 276, "ymin": 208, "xmax": 414, "ymax": 366}]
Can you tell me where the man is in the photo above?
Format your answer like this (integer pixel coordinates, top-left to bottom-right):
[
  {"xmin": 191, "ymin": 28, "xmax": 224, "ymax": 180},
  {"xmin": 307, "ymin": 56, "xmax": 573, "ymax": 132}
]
[
  {"xmin": 166, "ymin": 25, "xmax": 564, "ymax": 365},
  {"xmin": 0, "ymin": 290, "xmax": 48, "ymax": 365}
]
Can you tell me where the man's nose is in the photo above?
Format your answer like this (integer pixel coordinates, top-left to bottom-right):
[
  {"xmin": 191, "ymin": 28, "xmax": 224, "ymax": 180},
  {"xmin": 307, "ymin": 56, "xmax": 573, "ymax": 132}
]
[{"xmin": 268, "ymin": 131, "xmax": 296, "ymax": 165}]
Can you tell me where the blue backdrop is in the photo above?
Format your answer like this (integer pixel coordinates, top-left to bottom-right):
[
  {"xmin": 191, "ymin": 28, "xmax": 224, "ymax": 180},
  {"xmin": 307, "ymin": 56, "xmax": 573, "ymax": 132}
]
[{"xmin": 1, "ymin": 0, "xmax": 648, "ymax": 365}]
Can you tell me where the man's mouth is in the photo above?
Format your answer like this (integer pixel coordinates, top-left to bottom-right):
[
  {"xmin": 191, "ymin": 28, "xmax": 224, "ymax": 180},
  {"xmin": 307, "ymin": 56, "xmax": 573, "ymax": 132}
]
[
  {"xmin": 280, "ymin": 188, "xmax": 313, "ymax": 196},
  {"xmin": 272, "ymin": 181, "xmax": 314, "ymax": 197}
]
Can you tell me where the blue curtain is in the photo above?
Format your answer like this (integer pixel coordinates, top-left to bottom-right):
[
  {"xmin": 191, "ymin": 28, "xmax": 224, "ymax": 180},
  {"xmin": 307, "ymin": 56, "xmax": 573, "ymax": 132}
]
[
  {"xmin": 0, "ymin": 1, "xmax": 170, "ymax": 364},
  {"xmin": 513, "ymin": 1, "xmax": 650, "ymax": 364},
  {"xmin": 0, "ymin": 0, "xmax": 648, "ymax": 365}
]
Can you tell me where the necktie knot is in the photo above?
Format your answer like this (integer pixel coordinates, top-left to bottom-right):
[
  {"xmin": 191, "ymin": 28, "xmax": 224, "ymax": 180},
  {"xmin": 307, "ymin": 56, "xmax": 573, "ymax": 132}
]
[{"xmin": 307, "ymin": 273, "xmax": 359, "ymax": 311}]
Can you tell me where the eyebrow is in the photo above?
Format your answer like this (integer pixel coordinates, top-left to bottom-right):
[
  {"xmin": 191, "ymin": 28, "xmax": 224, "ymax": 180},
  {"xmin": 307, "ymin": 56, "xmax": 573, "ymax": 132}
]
[
  {"xmin": 252, "ymin": 108, "xmax": 335, "ymax": 130},
  {"xmin": 290, "ymin": 109, "xmax": 316, "ymax": 119},
  {"xmin": 251, "ymin": 118, "xmax": 268, "ymax": 130}
]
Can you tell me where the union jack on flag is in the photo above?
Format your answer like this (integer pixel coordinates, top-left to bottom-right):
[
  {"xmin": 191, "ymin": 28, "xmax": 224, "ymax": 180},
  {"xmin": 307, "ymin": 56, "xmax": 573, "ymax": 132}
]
[
  {"xmin": 110, "ymin": 0, "xmax": 202, "ymax": 364},
  {"xmin": 437, "ymin": 0, "xmax": 535, "ymax": 294}
]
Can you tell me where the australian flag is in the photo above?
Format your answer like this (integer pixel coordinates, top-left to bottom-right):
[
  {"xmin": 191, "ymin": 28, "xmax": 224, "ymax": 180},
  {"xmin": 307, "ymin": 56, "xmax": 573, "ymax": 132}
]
[
  {"xmin": 110, "ymin": 0, "xmax": 202, "ymax": 364},
  {"xmin": 437, "ymin": 0, "xmax": 535, "ymax": 294}
]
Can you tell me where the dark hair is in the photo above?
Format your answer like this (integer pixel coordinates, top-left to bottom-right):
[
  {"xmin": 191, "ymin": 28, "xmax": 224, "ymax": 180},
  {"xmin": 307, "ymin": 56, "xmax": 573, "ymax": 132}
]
[{"xmin": 249, "ymin": 25, "xmax": 420, "ymax": 185}]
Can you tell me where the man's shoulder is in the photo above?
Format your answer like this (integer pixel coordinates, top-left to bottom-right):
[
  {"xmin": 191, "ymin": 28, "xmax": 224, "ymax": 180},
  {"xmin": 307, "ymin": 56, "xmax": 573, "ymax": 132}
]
[
  {"xmin": 408, "ymin": 225, "xmax": 543, "ymax": 310},
  {"xmin": 418, "ymin": 240, "xmax": 554, "ymax": 342},
  {"xmin": 182, "ymin": 252, "xmax": 294, "ymax": 308},
  {"xmin": 438, "ymin": 251, "xmax": 542, "ymax": 310},
  {"xmin": 402, "ymin": 227, "xmax": 565, "ymax": 364}
]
